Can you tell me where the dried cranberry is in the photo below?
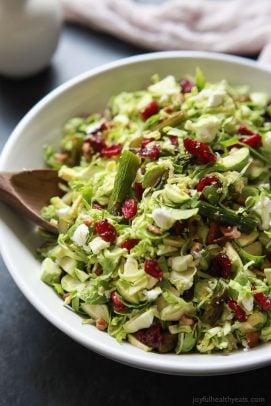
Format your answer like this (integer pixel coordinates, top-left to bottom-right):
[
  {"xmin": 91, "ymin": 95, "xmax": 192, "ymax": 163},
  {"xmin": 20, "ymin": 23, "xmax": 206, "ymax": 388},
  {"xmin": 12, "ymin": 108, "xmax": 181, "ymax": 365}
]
[
  {"xmin": 111, "ymin": 291, "xmax": 125, "ymax": 312},
  {"xmin": 134, "ymin": 182, "xmax": 144, "ymax": 200},
  {"xmin": 121, "ymin": 199, "xmax": 137, "ymax": 219},
  {"xmin": 140, "ymin": 101, "xmax": 159, "ymax": 121},
  {"xmin": 141, "ymin": 137, "xmax": 155, "ymax": 148},
  {"xmin": 84, "ymin": 134, "xmax": 106, "ymax": 153},
  {"xmin": 144, "ymin": 259, "xmax": 163, "ymax": 280},
  {"xmin": 135, "ymin": 324, "xmax": 162, "ymax": 348},
  {"xmin": 93, "ymin": 219, "xmax": 117, "ymax": 243},
  {"xmin": 101, "ymin": 143, "xmax": 122, "ymax": 158},
  {"xmin": 180, "ymin": 79, "xmax": 193, "ymax": 94},
  {"xmin": 121, "ymin": 239, "xmax": 140, "ymax": 252},
  {"xmin": 183, "ymin": 138, "xmax": 216, "ymax": 164},
  {"xmin": 210, "ymin": 253, "xmax": 232, "ymax": 279},
  {"xmin": 227, "ymin": 298, "xmax": 247, "ymax": 322},
  {"xmin": 237, "ymin": 125, "xmax": 254, "ymax": 135},
  {"xmin": 139, "ymin": 144, "xmax": 160, "ymax": 160},
  {"xmin": 252, "ymin": 286, "xmax": 271, "ymax": 311},
  {"xmin": 197, "ymin": 175, "xmax": 221, "ymax": 192},
  {"xmin": 92, "ymin": 202, "xmax": 105, "ymax": 210},
  {"xmin": 240, "ymin": 134, "xmax": 262, "ymax": 149},
  {"xmin": 169, "ymin": 135, "xmax": 179, "ymax": 145}
]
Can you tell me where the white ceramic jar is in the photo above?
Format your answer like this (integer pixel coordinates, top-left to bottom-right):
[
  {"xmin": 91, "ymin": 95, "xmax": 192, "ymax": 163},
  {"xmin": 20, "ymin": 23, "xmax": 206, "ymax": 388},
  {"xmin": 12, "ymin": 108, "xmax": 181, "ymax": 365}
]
[{"xmin": 0, "ymin": 0, "xmax": 62, "ymax": 77}]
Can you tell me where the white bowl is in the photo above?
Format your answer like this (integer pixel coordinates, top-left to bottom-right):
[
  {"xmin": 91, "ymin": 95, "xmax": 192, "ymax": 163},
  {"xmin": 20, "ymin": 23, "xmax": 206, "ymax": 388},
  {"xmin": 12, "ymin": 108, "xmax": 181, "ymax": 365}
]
[{"xmin": 1, "ymin": 51, "xmax": 271, "ymax": 376}]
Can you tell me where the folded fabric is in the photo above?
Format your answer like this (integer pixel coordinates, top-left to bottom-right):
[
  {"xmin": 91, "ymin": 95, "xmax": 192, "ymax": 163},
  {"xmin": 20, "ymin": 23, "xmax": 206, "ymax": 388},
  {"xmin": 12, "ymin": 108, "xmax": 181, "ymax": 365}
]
[{"xmin": 61, "ymin": 0, "xmax": 271, "ymax": 62}]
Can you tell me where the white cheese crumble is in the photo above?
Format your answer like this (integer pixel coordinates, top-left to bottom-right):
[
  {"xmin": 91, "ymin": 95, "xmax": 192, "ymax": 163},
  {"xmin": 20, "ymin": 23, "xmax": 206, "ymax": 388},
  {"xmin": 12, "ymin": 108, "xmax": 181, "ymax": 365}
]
[
  {"xmin": 71, "ymin": 224, "xmax": 89, "ymax": 246},
  {"xmin": 194, "ymin": 85, "xmax": 227, "ymax": 108},
  {"xmin": 148, "ymin": 75, "xmax": 179, "ymax": 96},
  {"xmin": 185, "ymin": 115, "xmax": 220, "ymax": 143},
  {"xmin": 88, "ymin": 236, "xmax": 110, "ymax": 254},
  {"xmin": 252, "ymin": 194, "xmax": 271, "ymax": 230},
  {"xmin": 152, "ymin": 208, "xmax": 175, "ymax": 230},
  {"xmin": 143, "ymin": 287, "xmax": 162, "ymax": 301}
]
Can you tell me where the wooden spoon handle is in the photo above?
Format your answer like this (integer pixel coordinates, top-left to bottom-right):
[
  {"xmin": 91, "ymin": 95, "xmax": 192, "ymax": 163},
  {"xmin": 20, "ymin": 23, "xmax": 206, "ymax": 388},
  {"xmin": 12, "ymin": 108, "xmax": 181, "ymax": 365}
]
[{"xmin": 0, "ymin": 172, "xmax": 16, "ymax": 204}]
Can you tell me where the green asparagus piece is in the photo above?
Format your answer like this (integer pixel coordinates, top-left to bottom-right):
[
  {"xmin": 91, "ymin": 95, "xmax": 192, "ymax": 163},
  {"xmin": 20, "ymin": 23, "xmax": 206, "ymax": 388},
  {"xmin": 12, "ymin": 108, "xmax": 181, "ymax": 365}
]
[
  {"xmin": 108, "ymin": 150, "xmax": 141, "ymax": 213},
  {"xmin": 197, "ymin": 201, "xmax": 257, "ymax": 233}
]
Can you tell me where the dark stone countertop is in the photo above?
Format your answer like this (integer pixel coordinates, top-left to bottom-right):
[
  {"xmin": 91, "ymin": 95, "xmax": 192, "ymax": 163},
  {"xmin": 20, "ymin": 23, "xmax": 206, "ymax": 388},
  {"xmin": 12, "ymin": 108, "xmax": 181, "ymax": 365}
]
[{"xmin": 0, "ymin": 23, "xmax": 271, "ymax": 406}]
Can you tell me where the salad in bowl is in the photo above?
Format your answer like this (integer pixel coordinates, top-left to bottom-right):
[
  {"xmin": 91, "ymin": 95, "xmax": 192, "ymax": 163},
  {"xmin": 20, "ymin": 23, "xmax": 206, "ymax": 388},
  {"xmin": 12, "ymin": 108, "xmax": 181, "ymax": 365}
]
[{"xmin": 39, "ymin": 68, "xmax": 271, "ymax": 355}]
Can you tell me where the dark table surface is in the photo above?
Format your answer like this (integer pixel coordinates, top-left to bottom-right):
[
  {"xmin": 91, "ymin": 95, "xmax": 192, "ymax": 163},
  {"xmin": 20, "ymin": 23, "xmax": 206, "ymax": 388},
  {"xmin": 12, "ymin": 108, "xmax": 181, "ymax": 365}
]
[{"xmin": 0, "ymin": 23, "xmax": 271, "ymax": 406}]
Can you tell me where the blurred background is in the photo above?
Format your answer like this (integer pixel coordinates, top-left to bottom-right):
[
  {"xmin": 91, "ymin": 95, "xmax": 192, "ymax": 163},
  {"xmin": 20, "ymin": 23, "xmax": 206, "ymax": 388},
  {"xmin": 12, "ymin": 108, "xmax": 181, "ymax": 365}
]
[{"xmin": 1, "ymin": 1, "xmax": 271, "ymax": 405}]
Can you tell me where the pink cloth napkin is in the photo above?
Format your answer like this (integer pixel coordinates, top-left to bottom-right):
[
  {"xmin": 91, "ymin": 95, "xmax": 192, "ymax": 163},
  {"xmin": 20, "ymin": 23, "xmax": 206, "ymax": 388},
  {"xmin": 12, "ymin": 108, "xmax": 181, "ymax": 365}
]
[{"xmin": 61, "ymin": 0, "xmax": 271, "ymax": 63}]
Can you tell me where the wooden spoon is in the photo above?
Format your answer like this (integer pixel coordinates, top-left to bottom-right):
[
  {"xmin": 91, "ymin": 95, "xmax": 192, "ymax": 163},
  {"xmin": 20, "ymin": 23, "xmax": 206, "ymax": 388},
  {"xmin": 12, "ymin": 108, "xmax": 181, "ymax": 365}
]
[{"xmin": 0, "ymin": 169, "xmax": 62, "ymax": 234}]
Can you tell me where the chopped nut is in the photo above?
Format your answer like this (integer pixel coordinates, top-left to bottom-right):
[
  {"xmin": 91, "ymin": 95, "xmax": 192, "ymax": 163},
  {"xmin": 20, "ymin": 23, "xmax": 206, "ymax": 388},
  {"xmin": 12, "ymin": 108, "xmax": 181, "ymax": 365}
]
[
  {"xmin": 191, "ymin": 242, "xmax": 203, "ymax": 254},
  {"xmin": 180, "ymin": 314, "xmax": 194, "ymax": 326},
  {"xmin": 147, "ymin": 224, "xmax": 163, "ymax": 235},
  {"xmin": 55, "ymin": 152, "xmax": 69, "ymax": 163},
  {"xmin": 83, "ymin": 218, "xmax": 92, "ymax": 227},
  {"xmin": 246, "ymin": 331, "xmax": 260, "ymax": 348},
  {"xmin": 96, "ymin": 318, "xmax": 108, "ymax": 331},
  {"xmin": 220, "ymin": 225, "xmax": 241, "ymax": 239},
  {"xmin": 206, "ymin": 222, "xmax": 221, "ymax": 245},
  {"xmin": 82, "ymin": 142, "xmax": 92, "ymax": 161}
]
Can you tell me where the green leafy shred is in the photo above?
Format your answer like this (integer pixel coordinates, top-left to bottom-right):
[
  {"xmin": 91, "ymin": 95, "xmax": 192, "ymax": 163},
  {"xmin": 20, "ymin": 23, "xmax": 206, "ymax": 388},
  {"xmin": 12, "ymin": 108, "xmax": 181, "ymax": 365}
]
[{"xmin": 39, "ymin": 69, "xmax": 271, "ymax": 355}]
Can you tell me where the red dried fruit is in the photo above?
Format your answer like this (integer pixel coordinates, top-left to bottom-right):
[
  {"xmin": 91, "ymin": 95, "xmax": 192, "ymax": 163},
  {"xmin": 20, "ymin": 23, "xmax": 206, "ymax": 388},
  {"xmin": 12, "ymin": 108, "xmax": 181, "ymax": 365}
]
[
  {"xmin": 141, "ymin": 137, "xmax": 155, "ymax": 148},
  {"xmin": 84, "ymin": 134, "xmax": 106, "ymax": 153},
  {"xmin": 227, "ymin": 298, "xmax": 247, "ymax": 322},
  {"xmin": 135, "ymin": 324, "xmax": 162, "ymax": 349},
  {"xmin": 183, "ymin": 138, "xmax": 216, "ymax": 164},
  {"xmin": 180, "ymin": 79, "xmax": 193, "ymax": 94},
  {"xmin": 140, "ymin": 101, "xmax": 159, "ymax": 121},
  {"xmin": 252, "ymin": 287, "xmax": 271, "ymax": 311},
  {"xmin": 101, "ymin": 143, "xmax": 122, "ymax": 158},
  {"xmin": 93, "ymin": 219, "xmax": 117, "ymax": 243},
  {"xmin": 210, "ymin": 253, "xmax": 232, "ymax": 279},
  {"xmin": 139, "ymin": 144, "xmax": 160, "ymax": 160},
  {"xmin": 169, "ymin": 135, "xmax": 179, "ymax": 145},
  {"xmin": 237, "ymin": 125, "xmax": 254, "ymax": 135},
  {"xmin": 240, "ymin": 134, "xmax": 262, "ymax": 149},
  {"xmin": 121, "ymin": 199, "xmax": 137, "ymax": 219},
  {"xmin": 197, "ymin": 175, "xmax": 221, "ymax": 192},
  {"xmin": 121, "ymin": 239, "xmax": 140, "ymax": 252},
  {"xmin": 134, "ymin": 182, "xmax": 144, "ymax": 200},
  {"xmin": 111, "ymin": 291, "xmax": 125, "ymax": 312},
  {"xmin": 144, "ymin": 259, "xmax": 163, "ymax": 280}
]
